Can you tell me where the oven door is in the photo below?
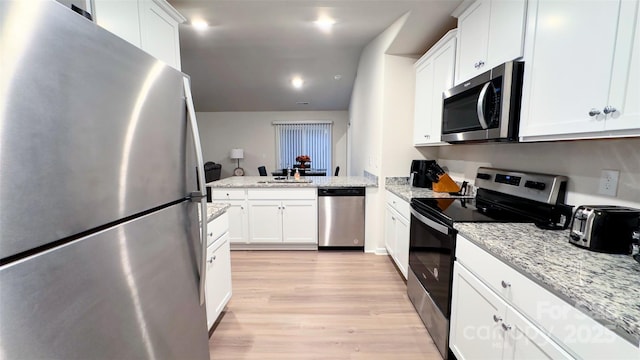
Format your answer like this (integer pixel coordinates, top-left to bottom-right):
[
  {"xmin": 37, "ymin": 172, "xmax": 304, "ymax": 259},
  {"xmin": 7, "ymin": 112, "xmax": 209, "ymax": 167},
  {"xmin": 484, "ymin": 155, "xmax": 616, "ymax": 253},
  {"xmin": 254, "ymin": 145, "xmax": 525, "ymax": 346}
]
[{"xmin": 409, "ymin": 206, "xmax": 456, "ymax": 317}]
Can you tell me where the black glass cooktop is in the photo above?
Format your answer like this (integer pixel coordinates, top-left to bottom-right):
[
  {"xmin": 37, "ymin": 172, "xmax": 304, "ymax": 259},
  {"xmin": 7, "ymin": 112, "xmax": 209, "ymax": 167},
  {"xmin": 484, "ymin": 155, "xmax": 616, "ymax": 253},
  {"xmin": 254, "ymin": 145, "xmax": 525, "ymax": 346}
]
[{"xmin": 411, "ymin": 197, "xmax": 530, "ymax": 227}]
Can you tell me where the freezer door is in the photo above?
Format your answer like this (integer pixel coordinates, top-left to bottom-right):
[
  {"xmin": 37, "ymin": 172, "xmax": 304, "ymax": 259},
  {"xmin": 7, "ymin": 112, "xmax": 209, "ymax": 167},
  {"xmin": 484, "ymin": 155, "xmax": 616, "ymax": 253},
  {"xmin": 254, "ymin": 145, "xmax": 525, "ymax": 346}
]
[
  {"xmin": 0, "ymin": 1, "xmax": 198, "ymax": 259},
  {"xmin": 0, "ymin": 202, "xmax": 209, "ymax": 359}
]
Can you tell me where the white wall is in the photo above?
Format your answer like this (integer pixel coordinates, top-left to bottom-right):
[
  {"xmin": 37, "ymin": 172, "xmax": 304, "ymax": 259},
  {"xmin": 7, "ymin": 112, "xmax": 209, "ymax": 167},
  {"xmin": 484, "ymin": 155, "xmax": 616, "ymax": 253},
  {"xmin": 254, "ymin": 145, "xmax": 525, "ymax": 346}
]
[
  {"xmin": 349, "ymin": 12, "xmax": 442, "ymax": 253},
  {"xmin": 438, "ymin": 138, "xmax": 640, "ymax": 208},
  {"xmin": 348, "ymin": 13, "xmax": 410, "ymax": 178},
  {"xmin": 197, "ymin": 111, "xmax": 348, "ymax": 178},
  {"xmin": 381, "ymin": 54, "xmax": 436, "ymax": 177}
]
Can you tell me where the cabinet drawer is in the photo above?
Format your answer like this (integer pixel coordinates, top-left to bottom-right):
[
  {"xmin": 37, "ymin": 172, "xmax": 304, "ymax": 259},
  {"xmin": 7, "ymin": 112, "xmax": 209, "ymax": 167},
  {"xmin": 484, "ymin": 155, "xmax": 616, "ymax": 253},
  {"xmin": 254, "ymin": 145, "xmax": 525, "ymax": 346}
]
[
  {"xmin": 386, "ymin": 191, "xmax": 410, "ymax": 219},
  {"xmin": 211, "ymin": 189, "xmax": 246, "ymax": 200},
  {"xmin": 207, "ymin": 212, "xmax": 229, "ymax": 246},
  {"xmin": 248, "ymin": 188, "xmax": 316, "ymax": 200},
  {"xmin": 456, "ymin": 235, "xmax": 639, "ymax": 358}
]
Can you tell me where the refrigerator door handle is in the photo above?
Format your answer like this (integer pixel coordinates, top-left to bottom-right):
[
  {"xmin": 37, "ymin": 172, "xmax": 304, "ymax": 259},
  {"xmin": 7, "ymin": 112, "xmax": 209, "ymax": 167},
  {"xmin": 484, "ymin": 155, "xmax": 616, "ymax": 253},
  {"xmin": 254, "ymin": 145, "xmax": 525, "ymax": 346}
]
[{"xmin": 183, "ymin": 76, "xmax": 207, "ymax": 306}]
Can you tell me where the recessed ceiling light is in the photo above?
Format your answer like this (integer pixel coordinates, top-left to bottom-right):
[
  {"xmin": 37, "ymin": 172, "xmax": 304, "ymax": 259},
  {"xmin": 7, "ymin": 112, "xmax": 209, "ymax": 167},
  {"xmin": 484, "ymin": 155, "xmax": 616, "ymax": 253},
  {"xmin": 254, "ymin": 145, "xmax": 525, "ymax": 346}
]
[
  {"xmin": 314, "ymin": 18, "xmax": 335, "ymax": 33},
  {"xmin": 192, "ymin": 19, "xmax": 209, "ymax": 31},
  {"xmin": 291, "ymin": 77, "xmax": 304, "ymax": 89},
  {"xmin": 334, "ymin": 75, "xmax": 342, "ymax": 80}
]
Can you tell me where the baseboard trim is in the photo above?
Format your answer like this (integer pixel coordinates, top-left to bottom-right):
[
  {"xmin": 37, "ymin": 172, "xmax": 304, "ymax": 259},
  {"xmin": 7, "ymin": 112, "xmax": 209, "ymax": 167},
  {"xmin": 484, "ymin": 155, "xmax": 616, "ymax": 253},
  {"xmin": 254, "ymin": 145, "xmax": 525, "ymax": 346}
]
[{"xmin": 230, "ymin": 243, "xmax": 318, "ymax": 251}]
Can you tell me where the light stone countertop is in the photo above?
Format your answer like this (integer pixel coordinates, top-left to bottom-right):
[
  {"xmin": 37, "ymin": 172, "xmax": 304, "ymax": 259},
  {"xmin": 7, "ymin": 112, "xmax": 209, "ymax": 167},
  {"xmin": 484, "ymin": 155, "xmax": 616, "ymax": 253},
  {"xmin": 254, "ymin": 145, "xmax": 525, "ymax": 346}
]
[
  {"xmin": 200, "ymin": 203, "xmax": 230, "ymax": 223},
  {"xmin": 455, "ymin": 222, "xmax": 640, "ymax": 346},
  {"xmin": 206, "ymin": 176, "xmax": 377, "ymax": 188},
  {"xmin": 385, "ymin": 184, "xmax": 470, "ymax": 202}
]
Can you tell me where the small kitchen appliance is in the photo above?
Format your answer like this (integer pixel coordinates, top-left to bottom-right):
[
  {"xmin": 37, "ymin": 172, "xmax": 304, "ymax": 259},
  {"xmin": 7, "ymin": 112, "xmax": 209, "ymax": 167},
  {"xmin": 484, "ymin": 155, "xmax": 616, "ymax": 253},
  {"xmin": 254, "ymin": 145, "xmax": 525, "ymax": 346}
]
[
  {"xmin": 410, "ymin": 160, "xmax": 436, "ymax": 188},
  {"xmin": 408, "ymin": 167, "xmax": 570, "ymax": 359},
  {"xmin": 569, "ymin": 206, "xmax": 640, "ymax": 254}
]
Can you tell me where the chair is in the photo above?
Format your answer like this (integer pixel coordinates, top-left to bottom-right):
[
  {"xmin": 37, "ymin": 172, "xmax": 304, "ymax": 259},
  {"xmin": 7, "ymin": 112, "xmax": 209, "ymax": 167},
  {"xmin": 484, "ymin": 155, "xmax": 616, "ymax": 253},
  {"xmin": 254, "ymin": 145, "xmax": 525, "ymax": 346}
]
[
  {"xmin": 204, "ymin": 162, "xmax": 221, "ymax": 182},
  {"xmin": 334, "ymin": 166, "xmax": 340, "ymax": 176},
  {"xmin": 258, "ymin": 166, "xmax": 267, "ymax": 176}
]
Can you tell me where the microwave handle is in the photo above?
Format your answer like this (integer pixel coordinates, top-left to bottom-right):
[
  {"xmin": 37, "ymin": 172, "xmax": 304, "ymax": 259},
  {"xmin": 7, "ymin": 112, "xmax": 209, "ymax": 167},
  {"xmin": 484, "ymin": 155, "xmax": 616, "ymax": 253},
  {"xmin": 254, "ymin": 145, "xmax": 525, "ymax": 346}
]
[{"xmin": 476, "ymin": 82, "xmax": 491, "ymax": 130}]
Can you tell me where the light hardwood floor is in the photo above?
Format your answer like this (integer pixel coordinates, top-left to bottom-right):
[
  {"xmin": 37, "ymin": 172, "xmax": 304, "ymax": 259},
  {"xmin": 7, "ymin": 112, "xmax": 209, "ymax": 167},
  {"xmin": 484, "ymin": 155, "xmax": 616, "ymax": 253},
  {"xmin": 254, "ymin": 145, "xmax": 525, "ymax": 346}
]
[{"xmin": 208, "ymin": 251, "xmax": 442, "ymax": 360}]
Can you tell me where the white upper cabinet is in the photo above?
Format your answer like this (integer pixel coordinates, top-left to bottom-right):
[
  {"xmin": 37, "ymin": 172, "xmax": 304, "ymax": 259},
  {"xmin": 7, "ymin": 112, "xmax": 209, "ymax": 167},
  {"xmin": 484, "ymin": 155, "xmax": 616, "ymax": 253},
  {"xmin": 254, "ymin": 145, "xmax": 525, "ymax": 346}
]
[
  {"xmin": 93, "ymin": 0, "xmax": 142, "ymax": 47},
  {"xmin": 455, "ymin": 0, "xmax": 526, "ymax": 84},
  {"xmin": 139, "ymin": 0, "xmax": 184, "ymax": 70},
  {"xmin": 519, "ymin": 0, "xmax": 639, "ymax": 140},
  {"xmin": 413, "ymin": 58, "xmax": 436, "ymax": 145},
  {"xmin": 413, "ymin": 30, "xmax": 457, "ymax": 146},
  {"xmin": 93, "ymin": 0, "xmax": 185, "ymax": 70}
]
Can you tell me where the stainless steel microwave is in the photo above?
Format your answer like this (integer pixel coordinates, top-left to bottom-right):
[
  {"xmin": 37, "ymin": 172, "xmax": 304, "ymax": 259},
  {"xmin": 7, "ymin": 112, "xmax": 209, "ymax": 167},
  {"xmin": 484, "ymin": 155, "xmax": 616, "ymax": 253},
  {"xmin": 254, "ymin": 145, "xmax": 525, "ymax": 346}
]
[{"xmin": 441, "ymin": 61, "xmax": 524, "ymax": 143}]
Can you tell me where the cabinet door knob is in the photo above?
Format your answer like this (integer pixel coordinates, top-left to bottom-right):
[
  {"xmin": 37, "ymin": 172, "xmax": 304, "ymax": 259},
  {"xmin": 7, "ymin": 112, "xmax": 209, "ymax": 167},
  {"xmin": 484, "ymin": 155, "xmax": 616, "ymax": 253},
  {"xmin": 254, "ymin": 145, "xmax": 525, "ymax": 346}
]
[
  {"xmin": 501, "ymin": 323, "xmax": 512, "ymax": 331},
  {"xmin": 588, "ymin": 108, "xmax": 601, "ymax": 117},
  {"xmin": 603, "ymin": 106, "xmax": 617, "ymax": 115},
  {"xmin": 493, "ymin": 315, "xmax": 502, "ymax": 323},
  {"xmin": 208, "ymin": 232, "xmax": 213, "ymax": 237},
  {"xmin": 501, "ymin": 280, "xmax": 511, "ymax": 288},
  {"xmin": 207, "ymin": 257, "xmax": 214, "ymax": 263}
]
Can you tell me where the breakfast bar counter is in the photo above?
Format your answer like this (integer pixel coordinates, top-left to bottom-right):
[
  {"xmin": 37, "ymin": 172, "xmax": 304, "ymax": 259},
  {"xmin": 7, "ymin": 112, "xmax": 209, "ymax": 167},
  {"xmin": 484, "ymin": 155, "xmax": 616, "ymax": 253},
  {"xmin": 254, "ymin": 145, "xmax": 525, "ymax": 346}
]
[{"xmin": 207, "ymin": 176, "xmax": 377, "ymax": 188}]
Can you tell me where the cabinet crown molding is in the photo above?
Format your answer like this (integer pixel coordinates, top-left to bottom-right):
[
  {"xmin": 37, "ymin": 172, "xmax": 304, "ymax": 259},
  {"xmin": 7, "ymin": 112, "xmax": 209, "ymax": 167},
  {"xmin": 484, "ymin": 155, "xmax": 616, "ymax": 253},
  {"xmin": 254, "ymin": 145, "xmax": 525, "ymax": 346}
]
[
  {"xmin": 451, "ymin": 0, "xmax": 476, "ymax": 18},
  {"xmin": 150, "ymin": 0, "xmax": 186, "ymax": 23}
]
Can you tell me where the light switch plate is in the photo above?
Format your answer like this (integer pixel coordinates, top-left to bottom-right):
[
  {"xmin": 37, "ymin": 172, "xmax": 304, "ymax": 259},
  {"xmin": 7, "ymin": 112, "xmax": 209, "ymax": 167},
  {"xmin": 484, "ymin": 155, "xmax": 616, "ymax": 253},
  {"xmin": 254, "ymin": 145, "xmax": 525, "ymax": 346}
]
[{"xmin": 598, "ymin": 169, "xmax": 619, "ymax": 196}]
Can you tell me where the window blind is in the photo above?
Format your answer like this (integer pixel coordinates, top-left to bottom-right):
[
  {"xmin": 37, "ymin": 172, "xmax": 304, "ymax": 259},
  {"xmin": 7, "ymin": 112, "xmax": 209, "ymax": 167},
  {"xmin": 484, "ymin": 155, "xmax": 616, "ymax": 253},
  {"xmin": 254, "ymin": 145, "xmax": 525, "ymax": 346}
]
[{"xmin": 274, "ymin": 122, "xmax": 332, "ymax": 171}]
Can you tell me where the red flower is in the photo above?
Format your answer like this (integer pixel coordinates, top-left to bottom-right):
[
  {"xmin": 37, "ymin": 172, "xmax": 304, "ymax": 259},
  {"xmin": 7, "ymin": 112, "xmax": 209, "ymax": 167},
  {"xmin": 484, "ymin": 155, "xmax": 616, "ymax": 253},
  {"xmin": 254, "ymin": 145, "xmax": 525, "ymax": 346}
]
[{"xmin": 296, "ymin": 155, "xmax": 311, "ymax": 163}]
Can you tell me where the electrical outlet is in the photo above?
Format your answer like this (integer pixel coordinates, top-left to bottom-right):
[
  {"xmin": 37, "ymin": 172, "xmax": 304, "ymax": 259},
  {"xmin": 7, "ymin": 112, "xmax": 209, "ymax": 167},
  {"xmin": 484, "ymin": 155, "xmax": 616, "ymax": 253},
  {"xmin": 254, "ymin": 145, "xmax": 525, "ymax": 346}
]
[{"xmin": 598, "ymin": 170, "xmax": 619, "ymax": 196}]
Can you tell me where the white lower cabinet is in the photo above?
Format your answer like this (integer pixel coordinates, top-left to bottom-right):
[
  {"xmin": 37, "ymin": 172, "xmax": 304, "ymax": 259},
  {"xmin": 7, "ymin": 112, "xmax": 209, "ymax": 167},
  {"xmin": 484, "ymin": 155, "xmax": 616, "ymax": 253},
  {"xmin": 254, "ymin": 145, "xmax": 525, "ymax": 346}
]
[
  {"xmin": 248, "ymin": 200, "xmax": 283, "ymax": 243},
  {"xmin": 205, "ymin": 214, "xmax": 232, "ymax": 331},
  {"xmin": 384, "ymin": 191, "xmax": 410, "ymax": 279},
  {"xmin": 452, "ymin": 235, "xmax": 640, "ymax": 359},
  {"xmin": 451, "ymin": 263, "xmax": 571, "ymax": 360},
  {"xmin": 211, "ymin": 188, "xmax": 318, "ymax": 248},
  {"xmin": 211, "ymin": 190, "xmax": 248, "ymax": 244},
  {"xmin": 248, "ymin": 199, "xmax": 317, "ymax": 244},
  {"xmin": 281, "ymin": 200, "xmax": 317, "ymax": 244},
  {"xmin": 225, "ymin": 200, "xmax": 248, "ymax": 244}
]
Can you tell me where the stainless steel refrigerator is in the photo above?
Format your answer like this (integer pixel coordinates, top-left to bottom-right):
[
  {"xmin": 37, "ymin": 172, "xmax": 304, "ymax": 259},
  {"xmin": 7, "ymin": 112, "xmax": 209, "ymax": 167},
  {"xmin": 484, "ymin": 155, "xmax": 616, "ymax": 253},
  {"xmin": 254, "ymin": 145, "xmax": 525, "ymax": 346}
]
[{"xmin": 0, "ymin": 1, "xmax": 211, "ymax": 358}]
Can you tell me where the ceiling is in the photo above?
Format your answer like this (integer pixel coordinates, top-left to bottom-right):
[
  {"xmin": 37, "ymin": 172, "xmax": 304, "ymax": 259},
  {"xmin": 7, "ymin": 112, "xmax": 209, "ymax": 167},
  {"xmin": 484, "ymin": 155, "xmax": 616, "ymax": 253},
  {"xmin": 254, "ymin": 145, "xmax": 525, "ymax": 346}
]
[{"xmin": 169, "ymin": 0, "xmax": 463, "ymax": 112}]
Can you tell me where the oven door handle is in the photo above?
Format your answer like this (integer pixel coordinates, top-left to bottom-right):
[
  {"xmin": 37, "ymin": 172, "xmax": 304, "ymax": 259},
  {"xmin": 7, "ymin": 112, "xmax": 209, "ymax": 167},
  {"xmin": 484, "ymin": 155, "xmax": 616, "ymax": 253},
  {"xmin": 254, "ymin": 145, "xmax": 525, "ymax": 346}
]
[{"xmin": 410, "ymin": 208, "xmax": 452, "ymax": 235}]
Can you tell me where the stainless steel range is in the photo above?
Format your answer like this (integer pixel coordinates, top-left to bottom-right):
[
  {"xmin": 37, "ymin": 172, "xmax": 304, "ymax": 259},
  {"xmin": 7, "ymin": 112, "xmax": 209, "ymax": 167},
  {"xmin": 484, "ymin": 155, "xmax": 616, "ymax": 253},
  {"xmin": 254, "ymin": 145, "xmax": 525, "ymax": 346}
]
[{"xmin": 407, "ymin": 168, "xmax": 572, "ymax": 359}]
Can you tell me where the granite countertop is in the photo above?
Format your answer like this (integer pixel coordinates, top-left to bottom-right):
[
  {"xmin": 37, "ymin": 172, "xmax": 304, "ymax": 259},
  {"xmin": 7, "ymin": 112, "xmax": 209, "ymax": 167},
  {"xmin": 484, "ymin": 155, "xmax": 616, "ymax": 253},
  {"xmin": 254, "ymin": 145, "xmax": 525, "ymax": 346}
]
[
  {"xmin": 385, "ymin": 184, "xmax": 471, "ymax": 202},
  {"xmin": 455, "ymin": 222, "xmax": 640, "ymax": 346},
  {"xmin": 201, "ymin": 203, "xmax": 230, "ymax": 223},
  {"xmin": 206, "ymin": 176, "xmax": 377, "ymax": 188}
]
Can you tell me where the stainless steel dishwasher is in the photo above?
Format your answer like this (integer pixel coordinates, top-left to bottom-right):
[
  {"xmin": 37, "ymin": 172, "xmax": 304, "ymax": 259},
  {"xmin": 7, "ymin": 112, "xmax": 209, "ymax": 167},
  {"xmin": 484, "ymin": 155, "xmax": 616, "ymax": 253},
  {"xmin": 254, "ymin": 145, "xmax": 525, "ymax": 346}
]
[{"xmin": 318, "ymin": 187, "xmax": 365, "ymax": 249}]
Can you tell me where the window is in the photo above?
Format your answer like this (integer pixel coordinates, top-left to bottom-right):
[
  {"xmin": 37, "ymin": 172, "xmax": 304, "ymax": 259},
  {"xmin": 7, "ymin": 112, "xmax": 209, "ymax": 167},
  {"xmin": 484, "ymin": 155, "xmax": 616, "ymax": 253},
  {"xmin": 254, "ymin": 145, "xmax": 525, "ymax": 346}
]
[{"xmin": 274, "ymin": 122, "xmax": 332, "ymax": 171}]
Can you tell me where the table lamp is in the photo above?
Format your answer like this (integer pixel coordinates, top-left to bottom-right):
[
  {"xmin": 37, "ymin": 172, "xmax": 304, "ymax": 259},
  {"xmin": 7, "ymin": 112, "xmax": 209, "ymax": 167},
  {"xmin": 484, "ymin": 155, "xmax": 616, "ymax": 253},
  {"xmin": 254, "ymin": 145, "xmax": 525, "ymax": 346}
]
[{"xmin": 230, "ymin": 148, "xmax": 244, "ymax": 176}]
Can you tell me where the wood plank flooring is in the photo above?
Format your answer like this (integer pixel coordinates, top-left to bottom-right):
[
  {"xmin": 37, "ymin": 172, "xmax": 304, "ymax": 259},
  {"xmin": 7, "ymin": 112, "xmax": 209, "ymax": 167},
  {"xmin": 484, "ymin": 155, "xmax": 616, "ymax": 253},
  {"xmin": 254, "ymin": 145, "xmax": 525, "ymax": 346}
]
[{"xmin": 208, "ymin": 251, "xmax": 442, "ymax": 360}]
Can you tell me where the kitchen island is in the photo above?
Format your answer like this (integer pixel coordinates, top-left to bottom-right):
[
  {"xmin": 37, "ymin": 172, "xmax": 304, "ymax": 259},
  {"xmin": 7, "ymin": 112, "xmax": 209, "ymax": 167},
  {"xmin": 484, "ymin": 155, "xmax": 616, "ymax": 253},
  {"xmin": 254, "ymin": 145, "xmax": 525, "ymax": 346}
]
[{"xmin": 206, "ymin": 176, "xmax": 377, "ymax": 250}]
